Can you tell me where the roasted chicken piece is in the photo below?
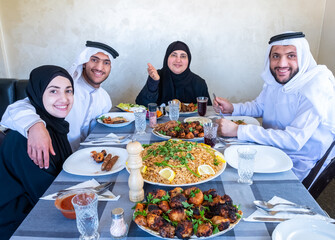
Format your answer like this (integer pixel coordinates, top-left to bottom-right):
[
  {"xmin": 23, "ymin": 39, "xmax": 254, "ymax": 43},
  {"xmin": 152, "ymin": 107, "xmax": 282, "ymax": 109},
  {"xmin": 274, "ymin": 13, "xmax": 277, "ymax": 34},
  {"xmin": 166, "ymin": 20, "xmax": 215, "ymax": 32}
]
[
  {"xmin": 169, "ymin": 187, "xmax": 184, "ymax": 198},
  {"xmin": 147, "ymin": 204, "xmax": 163, "ymax": 216},
  {"xmin": 196, "ymin": 222, "xmax": 213, "ymax": 237},
  {"xmin": 134, "ymin": 202, "xmax": 145, "ymax": 212},
  {"xmin": 203, "ymin": 189, "xmax": 218, "ymax": 198},
  {"xmin": 150, "ymin": 189, "xmax": 167, "ymax": 199},
  {"xmin": 146, "ymin": 213, "xmax": 165, "ymax": 231},
  {"xmin": 175, "ymin": 220, "xmax": 193, "ymax": 239},
  {"xmin": 158, "ymin": 200, "xmax": 170, "ymax": 212},
  {"xmin": 168, "ymin": 208, "xmax": 186, "ymax": 222},
  {"xmin": 134, "ymin": 215, "xmax": 147, "ymax": 227},
  {"xmin": 211, "ymin": 216, "xmax": 230, "ymax": 231},
  {"xmin": 184, "ymin": 187, "xmax": 204, "ymax": 206},
  {"xmin": 170, "ymin": 193, "xmax": 187, "ymax": 209},
  {"xmin": 159, "ymin": 222, "xmax": 176, "ymax": 238}
]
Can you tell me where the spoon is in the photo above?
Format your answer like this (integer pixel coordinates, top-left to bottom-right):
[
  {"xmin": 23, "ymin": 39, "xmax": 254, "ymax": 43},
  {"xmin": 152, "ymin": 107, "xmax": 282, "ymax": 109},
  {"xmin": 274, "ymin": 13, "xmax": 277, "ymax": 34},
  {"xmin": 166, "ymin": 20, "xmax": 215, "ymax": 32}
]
[{"xmin": 254, "ymin": 200, "xmax": 311, "ymax": 210}]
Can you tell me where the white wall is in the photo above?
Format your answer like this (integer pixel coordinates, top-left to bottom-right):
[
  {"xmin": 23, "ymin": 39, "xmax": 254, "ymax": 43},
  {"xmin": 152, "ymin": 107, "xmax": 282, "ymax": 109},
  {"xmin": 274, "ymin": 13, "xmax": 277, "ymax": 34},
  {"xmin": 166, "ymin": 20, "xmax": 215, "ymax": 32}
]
[
  {"xmin": 0, "ymin": 0, "xmax": 326, "ymax": 104},
  {"xmin": 318, "ymin": 0, "xmax": 335, "ymax": 74}
]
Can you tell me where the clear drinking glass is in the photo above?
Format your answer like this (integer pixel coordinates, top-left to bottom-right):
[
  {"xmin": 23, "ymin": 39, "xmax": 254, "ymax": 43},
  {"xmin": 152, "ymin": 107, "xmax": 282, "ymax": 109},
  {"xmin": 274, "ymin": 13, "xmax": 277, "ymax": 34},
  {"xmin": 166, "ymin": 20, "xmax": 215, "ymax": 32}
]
[
  {"xmin": 237, "ymin": 147, "xmax": 257, "ymax": 185},
  {"xmin": 72, "ymin": 190, "xmax": 100, "ymax": 240},
  {"xmin": 197, "ymin": 97, "xmax": 208, "ymax": 116},
  {"xmin": 203, "ymin": 122, "xmax": 218, "ymax": 147},
  {"xmin": 168, "ymin": 100, "xmax": 180, "ymax": 121},
  {"xmin": 133, "ymin": 108, "xmax": 146, "ymax": 134}
]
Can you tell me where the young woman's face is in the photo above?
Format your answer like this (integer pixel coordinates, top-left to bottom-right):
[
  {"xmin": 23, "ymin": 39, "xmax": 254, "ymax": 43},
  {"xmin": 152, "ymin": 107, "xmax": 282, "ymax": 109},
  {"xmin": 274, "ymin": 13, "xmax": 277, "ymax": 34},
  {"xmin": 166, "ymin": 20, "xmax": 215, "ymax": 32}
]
[
  {"xmin": 167, "ymin": 50, "xmax": 189, "ymax": 74},
  {"xmin": 42, "ymin": 76, "xmax": 74, "ymax": 118}
]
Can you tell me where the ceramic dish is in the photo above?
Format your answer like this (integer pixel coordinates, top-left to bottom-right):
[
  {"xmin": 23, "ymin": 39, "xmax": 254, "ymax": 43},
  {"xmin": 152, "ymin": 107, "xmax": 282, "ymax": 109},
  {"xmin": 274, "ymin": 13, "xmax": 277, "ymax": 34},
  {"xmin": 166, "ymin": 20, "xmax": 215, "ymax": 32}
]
[
  {"xmin": 63, "ymin": 147, "xmax": 127, "ymax": 176},
  {"xmin": 184, "ymin": 116, "xmax": 212, "ymax": 125},
  {"xmin": 96, "ymin": 112, "xmax": 135, "ymax": 128},
  {"xmin": 152, "ymin": 129, "xmax": 203, "ymax": 142},
  {"xmin": 223, "ymin": 116, "xmax": 260, "ymax": 126},
  {"xmin": 166, "ymin": 103, "xmax": 198, "ymax": 116}
]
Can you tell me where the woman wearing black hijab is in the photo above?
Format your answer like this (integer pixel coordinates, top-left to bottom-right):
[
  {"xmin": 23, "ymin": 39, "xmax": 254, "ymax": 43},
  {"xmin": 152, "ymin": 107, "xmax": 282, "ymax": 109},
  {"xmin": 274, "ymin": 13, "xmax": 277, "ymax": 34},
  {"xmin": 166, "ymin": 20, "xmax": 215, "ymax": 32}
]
[
  {"xmin": 0, "ymin": 65, "xmax": 74, "ymax": 239},
  {"xmin": 136, "ymin": 41, "xmax": 212, "ymax": 106}
]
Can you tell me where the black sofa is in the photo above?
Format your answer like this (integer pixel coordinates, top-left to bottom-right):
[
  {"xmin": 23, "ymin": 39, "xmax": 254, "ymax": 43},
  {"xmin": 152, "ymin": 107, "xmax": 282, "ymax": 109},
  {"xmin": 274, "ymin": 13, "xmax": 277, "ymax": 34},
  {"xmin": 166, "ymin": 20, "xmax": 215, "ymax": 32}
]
[{"xmin": 0, "ymin": 78, "xmax": 29, "ymax": 144}]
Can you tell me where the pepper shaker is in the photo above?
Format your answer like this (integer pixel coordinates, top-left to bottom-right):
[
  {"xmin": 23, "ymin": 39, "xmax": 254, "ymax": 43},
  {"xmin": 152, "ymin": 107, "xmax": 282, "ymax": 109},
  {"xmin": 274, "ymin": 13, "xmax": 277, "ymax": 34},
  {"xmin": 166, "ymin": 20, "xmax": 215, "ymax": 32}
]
[{"xmin": 127, "ymin": 141, "xmax": 144, "ymax": 202}]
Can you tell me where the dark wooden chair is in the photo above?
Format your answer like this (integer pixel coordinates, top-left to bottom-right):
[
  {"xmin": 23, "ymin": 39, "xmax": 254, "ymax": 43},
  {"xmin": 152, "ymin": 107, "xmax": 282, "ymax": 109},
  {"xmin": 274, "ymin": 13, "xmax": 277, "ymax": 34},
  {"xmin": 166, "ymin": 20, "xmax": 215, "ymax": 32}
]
[{"xmin": 303, "ymin": 140, "xmax": 335, "ymax": 199}]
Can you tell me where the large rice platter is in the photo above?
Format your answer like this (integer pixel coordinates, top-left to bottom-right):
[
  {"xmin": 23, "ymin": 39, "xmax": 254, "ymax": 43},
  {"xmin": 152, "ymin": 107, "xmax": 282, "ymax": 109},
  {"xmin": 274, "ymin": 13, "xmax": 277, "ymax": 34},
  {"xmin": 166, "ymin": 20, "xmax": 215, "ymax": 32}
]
[{"xmin": 141, "ymin": 140, "xmax": 226, "ymax": 185}]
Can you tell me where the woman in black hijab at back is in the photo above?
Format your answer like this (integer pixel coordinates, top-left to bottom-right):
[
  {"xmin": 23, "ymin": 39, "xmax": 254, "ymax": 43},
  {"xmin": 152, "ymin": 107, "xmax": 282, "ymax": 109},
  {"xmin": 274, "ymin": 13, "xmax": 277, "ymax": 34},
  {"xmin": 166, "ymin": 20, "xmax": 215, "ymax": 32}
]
[
  {"xmin": 136, "ymin": 41, "xmax": 212, "ymax": 106},
  {"xmin": 0, "ymin": 65, "xmax": 74, "ymax": 239}
]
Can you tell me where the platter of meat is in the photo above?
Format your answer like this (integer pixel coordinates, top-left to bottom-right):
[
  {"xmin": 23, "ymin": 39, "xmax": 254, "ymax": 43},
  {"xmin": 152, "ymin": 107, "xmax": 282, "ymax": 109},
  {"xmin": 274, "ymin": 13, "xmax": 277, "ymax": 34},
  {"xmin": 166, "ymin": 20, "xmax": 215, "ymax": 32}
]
[
  {"xmin": 133, "ymin": 187, "xmax": 243, "ymax": 239},
  {"xmin": 153, "ymin": 121, "xmax": 204, "ymax": 141},
  {"xmin": 166, "ymin": 102, "xmax": 198, "ymax": 116},
  {"xmin": 97, "ymin": 112, "xmax": 135, "ymax": 128},
  {"xmin": 62, "ymin": 147, "xmax": 127, "ymax": 176}
]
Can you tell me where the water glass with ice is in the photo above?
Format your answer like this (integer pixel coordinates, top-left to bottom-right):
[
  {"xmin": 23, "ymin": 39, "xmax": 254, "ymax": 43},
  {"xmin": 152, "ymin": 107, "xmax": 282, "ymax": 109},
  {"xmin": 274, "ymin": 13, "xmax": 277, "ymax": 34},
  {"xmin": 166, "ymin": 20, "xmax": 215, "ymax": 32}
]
[
  {"xmin": 133, "ymin": 108, "xmax": 146, "ymax": 135},
  {"xmin": 168, "ymin": 100, "xmax": 180, "ymax": 121},
  {"xmin": 237, "ymin": 147, "xmax": 257, "ymax": 185},
  {"xmin": 72, "ymin": 190, "xmax": 99, "ymax": 240}
]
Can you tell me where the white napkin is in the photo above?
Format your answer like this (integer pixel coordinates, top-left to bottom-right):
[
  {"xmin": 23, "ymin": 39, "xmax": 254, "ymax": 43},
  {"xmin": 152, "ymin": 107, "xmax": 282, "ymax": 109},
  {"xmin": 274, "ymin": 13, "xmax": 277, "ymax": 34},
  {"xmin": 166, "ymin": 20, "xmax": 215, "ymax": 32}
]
[
  {"xmin": 244, "ymin": 196, "xmax": 334, "ymax": 222},
  {"xmin": 40, "ymin": 178, "xmax": 120, "ymax": 201},
  {"xmin": 80, "ymin": 139, "xmax": 131, "ymax": 146}
]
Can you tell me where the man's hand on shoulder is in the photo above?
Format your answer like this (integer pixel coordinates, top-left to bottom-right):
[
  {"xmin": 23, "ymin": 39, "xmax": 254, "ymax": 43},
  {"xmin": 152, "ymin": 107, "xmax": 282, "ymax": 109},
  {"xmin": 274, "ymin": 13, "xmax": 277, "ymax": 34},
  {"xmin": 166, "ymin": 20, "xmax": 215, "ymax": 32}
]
[{"xmin": 27, "ymin": 122, "xmax": 55, "ymax": 169}]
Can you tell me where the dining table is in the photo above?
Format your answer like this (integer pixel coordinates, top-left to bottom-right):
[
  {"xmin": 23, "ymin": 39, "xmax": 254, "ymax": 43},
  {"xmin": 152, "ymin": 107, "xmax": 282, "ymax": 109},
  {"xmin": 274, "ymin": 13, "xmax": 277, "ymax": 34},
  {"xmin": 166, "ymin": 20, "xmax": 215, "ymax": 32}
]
[{"xmin": 10, "ymin": 106, "xmax": 328, "ymax": 240}]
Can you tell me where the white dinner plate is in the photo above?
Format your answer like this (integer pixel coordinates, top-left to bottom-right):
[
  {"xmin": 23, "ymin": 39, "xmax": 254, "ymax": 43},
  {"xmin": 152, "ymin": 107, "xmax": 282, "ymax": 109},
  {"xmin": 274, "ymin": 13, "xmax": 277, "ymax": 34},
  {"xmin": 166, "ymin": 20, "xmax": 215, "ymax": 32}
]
[
  {"xmin": 272, "ymin": 219, "xmax": 335, "ymax": 240},
  {"xmin": 224, "ymin": 145, "xmax": 293, "ymax": 173},
  {"xmin": 152, "ymin": 129, "xmax": 203, "ymax": 142},
  {"xmin": 166, "ymin": 104, "xmax": 198, "ymax": 116},
  {"xmin": 184, "ymin": 116, "xmax": 212, "ymax": 125},
  {"xmin": 224, "ymin": 116, "xmax": 260, "ymax": 126},
  {"xmin": 63, "ymin": 147, "xmax": 127, "ymax": 176},
  {"xmin": 96, "ymin": 112, "xmax": 135, "ymax": 128}
]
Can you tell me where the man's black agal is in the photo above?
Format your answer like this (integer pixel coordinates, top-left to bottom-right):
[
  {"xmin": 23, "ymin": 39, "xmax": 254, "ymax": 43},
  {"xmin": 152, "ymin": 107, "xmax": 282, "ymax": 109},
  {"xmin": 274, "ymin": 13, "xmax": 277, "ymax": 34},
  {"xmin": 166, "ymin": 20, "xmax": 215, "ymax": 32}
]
[
  {"xmin": 86, "ymin": 41, "xmax": 119, "ymax": 58},
  {"xmin": 268, "ymin": 32, "xmax": 305, "ymax": 44}
]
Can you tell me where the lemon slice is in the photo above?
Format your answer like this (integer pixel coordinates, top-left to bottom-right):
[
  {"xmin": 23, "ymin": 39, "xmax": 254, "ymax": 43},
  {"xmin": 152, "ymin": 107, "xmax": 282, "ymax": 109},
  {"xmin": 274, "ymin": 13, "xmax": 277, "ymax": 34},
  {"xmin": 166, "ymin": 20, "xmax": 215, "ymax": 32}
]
[
  {"xmin": 159, "ymin": 168, "xmax": 176, "ymax": 182},
  {"xmin": 197, "ymin": 165, "xmax": 215, "ymax": 175},
  {"xmin": 200, "ymin": 143, "xmax": 211, "ymax": 148},
  {"xmin": 215, "ymin": 152, "xmax": 226, "ymax": 163},
  {"xmin": 141, "ymin": 165, "xmax": 147, "ymax": 173}
]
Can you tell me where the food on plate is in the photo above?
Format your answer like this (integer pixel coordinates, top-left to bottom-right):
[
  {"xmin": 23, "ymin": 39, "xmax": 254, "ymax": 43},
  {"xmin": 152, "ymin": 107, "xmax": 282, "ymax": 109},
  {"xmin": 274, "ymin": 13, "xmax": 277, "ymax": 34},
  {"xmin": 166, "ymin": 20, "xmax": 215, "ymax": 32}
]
[
  {"xmin": 117, "ymin": 103, "xmax": 145, "ymax": 112},
  {"xmin": 181, "ymin": 102, "xmax": 197, "ymax": 112},
  {"xmin": 90, "ymin": 150, "xmax": 119, "ymax": 171},
  {"xmin": 231, "ymin": 119, "xmax": 247, "ymax": 125},
  {"xmin": 99, "ymin": 116, "xmax": 128, "ymax": 124},
  {"xmin": 140, "ymin": 140, "xmax": 225, "ymax": 185},
  {"xmin": 154, "ymin": 120, "xmax": 204, "ymax": 139},
  {"xmin": 133, "ymin": 187, "xmax": 242, "ymax": 239}
]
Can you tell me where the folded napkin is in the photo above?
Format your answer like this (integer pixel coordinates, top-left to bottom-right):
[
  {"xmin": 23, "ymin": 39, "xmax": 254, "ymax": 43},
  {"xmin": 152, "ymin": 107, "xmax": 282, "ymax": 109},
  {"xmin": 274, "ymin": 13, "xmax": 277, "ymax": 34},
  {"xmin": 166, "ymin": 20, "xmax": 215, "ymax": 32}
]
[
  {"xmin": 80, "ymin": 139, "xmax": 131, "ymax": 146},
  {"xmin": 81, "ymin": 133, "xmax": 132, "ymax": 146},
  {"xmin": 40, "ymin": 178, "xmax": 120, "ymax": 201},
  {"xmin": 244, "ymin": 196, "xmax": 334, "ymax": 222}
]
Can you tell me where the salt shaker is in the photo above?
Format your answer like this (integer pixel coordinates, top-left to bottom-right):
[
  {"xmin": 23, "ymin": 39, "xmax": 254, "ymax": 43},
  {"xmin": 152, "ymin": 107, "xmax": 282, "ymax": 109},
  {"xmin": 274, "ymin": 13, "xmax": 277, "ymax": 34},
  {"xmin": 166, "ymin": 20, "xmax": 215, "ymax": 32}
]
[
  {"xmin": 127, "ymin": 141, "xmax": 144, "ymax": 202},
  {"xmin": 110, "ymin": 208, "xmax": 129, "ymax": 239},
  {"xmin": 148, "ymin": 103, "xmax": 157, "ymax": 128}
]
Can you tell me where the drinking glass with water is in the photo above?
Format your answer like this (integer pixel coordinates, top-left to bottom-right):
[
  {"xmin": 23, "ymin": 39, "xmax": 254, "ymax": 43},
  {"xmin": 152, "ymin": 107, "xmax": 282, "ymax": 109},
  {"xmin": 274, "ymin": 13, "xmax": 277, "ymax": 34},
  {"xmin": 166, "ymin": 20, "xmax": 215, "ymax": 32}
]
[
  {"xmin": 72, "ymin": 190, "xmax": 99, "ymax": 240},
  {"xmin": 237, "ymin": 147, "xmax": 257, "ymax": 185},
  {"xmin": 168, "ymin": 100, "xmax": 180, "ymax": 121},
  {"xmin": 133, "ymin": 108, "xmax": 147, "ymax": 135}
]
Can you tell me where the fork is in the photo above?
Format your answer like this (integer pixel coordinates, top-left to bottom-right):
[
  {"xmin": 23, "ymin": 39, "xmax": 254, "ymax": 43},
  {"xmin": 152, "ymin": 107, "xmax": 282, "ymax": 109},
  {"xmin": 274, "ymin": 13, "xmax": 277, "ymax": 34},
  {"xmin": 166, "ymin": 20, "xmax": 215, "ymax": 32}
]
[
  {"xmin": 87, "ymin": 134, "xmax": 130, "ymax": 141},
  {"xmin": 256, "ymin": 206, "xmax": 317, "ymax": 216},
  {"xmin": 213, "ymin": 93, "xmax": 225, "ymax": 118}
]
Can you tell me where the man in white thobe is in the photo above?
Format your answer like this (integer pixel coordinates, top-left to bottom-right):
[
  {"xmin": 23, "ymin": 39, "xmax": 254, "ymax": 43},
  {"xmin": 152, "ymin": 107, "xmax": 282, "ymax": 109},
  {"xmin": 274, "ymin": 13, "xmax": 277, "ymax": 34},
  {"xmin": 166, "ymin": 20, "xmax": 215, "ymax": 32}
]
[
  {"xmin": 1, "ymin": 41, "xmax": 119, "ymax": 169},
  {"xmin": 214, "ymin": 32, "xmax": 335, "ymax": 181}
]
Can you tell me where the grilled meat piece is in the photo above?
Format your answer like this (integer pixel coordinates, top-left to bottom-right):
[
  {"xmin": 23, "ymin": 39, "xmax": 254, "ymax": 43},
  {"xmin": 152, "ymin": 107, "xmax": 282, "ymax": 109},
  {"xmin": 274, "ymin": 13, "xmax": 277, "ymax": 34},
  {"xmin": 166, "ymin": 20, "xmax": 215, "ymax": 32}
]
[
  {"xmin": 211, "ymin": 216, "xmax": 230, "ymax": 231},
  {"xmin": 134, "ymin": 202, "xmax": 146, "ymax": 212},
  {"xmin": 196, "ymin": 222, "xmax": 213, "ymax": 237},
  {"xmin": 134, "ymin": 215, "xmax": 147, "ymax": 227},
  {"xmin": 170, "ymin": 194, "xmax": 187, "ymax": 209},
  {"xmin": 203, "ymin": 189, "xmax": 218, "ymax": 198},
  {"xmin": 158, "ymin": 200, "xmax": 170, "ymax": 212},
  {"xmin": 147, "ymin": 204, "xmax": 163, "ymax": 216},
  {"xmin": 168, "ymin": 208, "xmax": 186, "ymax": 222},
  {"xmin": 169, "ymin": 187, "xmax": 184, "ymax": 198},
  {"xmin": 159, "ymin": 222, "xmax": 176, "ymax": 238},
  {"xmin": 184, "ymin": 187, "xmax": 204, "ymax": 206},
  {"xmin": 175, "ymin": 220, "xmax": 193, "ymax": 239},
  {"xmin": 146, "ymin": 213, "xmax": 165, "ymax": 231}
]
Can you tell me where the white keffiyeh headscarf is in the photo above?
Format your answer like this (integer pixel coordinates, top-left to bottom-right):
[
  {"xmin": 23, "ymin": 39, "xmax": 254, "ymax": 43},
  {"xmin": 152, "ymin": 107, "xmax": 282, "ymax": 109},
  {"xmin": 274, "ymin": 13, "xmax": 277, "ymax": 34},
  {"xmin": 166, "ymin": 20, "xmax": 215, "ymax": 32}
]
[
  {"xmin": 68, "ymin": 47, "xmax": 115, "ymax": 82},
  {"xmin": 261, "ymin": 32, "xmax": 335, "ymax": 133}
]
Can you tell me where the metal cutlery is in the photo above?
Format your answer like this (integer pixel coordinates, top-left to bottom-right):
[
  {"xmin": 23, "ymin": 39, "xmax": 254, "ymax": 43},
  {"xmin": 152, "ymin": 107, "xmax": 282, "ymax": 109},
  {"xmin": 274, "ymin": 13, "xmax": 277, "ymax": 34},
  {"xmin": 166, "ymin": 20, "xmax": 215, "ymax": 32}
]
[
  {"xmin": 53, "ymin": 181, "xmax": 113, "ymax": 198},
  {"xmin": 253, "ymin": 217, "xmax": 289, "ymax": 222},
  {"xmin": 87, "ymin": 134, "xmax": 130, "ymax": 141},
  {"xmin": 81, "ymin": 135, "xmax": 130, "ymax": 145},
  {"xmin": 213, "ymin": 93, "xmax": 225, "ymax": 118},
  {"xmin": 254, "ymin": 200, "xmax": 311, "ymax": 210},
  {"xmin": 256, "ymin": 206, "xmax": 317, "ymax": 216}
]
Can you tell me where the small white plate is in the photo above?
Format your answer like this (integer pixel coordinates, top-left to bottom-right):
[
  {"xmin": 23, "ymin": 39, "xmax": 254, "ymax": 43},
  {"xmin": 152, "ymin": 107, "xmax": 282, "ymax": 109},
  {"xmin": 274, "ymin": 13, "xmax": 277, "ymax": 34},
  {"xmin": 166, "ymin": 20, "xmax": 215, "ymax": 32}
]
[
  {"xmin": 224, "ymin": 145, "xmax": 293, "ymax": 173},
  {"xmin": 96, "ymin": 112, "xmax": 135, "ymax": 128},
  {"xmin": 272, "ymin": 219, "xmax": 335, "ymax": 240},
  {"xmin": 224, "ymin": 116, "xmax": 260, "ymax": 126},
  {"xmin": 184, "ymin": 116, "xmax": 212, "ymax": 125},
  {"xmin": 63, "ymin": 147, "xmax": 127, "ymax": 176}
]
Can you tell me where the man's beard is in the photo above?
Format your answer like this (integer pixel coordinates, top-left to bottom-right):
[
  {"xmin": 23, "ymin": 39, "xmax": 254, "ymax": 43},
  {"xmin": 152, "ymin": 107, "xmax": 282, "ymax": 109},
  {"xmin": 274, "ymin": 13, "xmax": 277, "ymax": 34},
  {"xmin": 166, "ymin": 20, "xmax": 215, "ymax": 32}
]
[{"xmin": 270, "ymin": 67, "xmax": 299, "ymax": 85}]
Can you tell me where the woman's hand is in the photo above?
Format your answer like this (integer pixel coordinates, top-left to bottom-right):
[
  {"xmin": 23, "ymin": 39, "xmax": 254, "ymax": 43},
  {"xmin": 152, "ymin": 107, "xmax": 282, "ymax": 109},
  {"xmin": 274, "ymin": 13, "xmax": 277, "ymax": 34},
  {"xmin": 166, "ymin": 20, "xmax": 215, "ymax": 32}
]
[
  {"xmin": 147, "ymin": 63, "xmax": 160, "ymax": 81},
  {"xmin": 216, "ymin": 118, "xmax": 238, "ymax": 137},
  {"xmin": 213, "ymin": 97, "xmax": 234, "ymax": 114}
]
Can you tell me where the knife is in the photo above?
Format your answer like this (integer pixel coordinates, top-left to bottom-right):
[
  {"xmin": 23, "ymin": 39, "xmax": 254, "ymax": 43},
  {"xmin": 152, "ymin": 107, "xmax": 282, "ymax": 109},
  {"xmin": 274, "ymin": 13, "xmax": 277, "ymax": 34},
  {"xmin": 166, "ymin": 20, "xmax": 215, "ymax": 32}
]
[{"xmin": 253, "ymin": 217, "xmax": 289, "ymax": 222}]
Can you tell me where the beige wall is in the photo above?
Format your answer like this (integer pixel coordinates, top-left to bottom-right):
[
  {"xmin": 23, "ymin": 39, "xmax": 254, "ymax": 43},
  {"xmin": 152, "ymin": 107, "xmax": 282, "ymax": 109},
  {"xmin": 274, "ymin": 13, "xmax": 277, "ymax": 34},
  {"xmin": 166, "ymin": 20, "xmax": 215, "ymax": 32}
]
[
  {"xmin": 318, "ymin": 0, "xmax": 335, "ymax": 74},
  {"xmin": 0, "ymin": 0, "xmax": 327, "ymax": 104}
]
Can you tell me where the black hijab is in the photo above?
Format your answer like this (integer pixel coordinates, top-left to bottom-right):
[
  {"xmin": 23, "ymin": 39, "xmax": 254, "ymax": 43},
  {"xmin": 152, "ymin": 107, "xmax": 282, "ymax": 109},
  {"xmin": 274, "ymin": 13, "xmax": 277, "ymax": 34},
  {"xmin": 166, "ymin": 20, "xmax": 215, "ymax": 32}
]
[
  {"xmin": 157, "ymin": 41, "xmax": 211, "ymax": 105},
  {"xmin": 26, "ymin": 65, "xmax": 74, "ymax": 174}
]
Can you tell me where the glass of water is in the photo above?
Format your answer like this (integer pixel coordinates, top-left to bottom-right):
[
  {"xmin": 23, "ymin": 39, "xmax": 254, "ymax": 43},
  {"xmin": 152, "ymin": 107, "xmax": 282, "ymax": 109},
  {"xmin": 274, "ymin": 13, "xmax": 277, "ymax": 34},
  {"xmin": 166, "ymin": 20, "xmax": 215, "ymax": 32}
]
[
  {"xmin": 133, "ymin": 108, "xmax": 147, "ymax": 135},
  {"xmin": 168, "ymin": 100, "xmax": 180, "ymax": 121},
  {"xmin": 72, "ymin": 190, "xmax": 99, "ymax": 240},
  {"xmin": 237, "ymin": 147, "xmax": 257, "ymax": 185}
]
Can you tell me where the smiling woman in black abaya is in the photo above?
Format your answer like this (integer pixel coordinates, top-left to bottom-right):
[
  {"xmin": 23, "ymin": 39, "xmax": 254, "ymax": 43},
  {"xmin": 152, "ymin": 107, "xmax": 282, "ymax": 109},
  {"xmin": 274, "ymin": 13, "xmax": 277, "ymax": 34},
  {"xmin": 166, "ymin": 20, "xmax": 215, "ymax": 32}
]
[
  {"xmin": 136, "ymin": 41, "xmax": 212, "ymax": 107},
  {"xmin": 0, "ymin": 65, "xmax": 74, "ymax": 239}
]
